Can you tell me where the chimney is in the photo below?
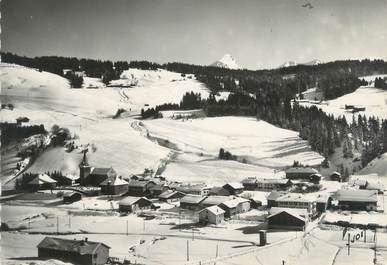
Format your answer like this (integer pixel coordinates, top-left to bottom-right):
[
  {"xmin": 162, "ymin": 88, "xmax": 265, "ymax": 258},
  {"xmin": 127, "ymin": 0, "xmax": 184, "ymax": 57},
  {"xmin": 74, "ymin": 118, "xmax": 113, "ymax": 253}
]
[{"xmin": 84, "ymin": 237, "xmax": 88, "ymax": 242}]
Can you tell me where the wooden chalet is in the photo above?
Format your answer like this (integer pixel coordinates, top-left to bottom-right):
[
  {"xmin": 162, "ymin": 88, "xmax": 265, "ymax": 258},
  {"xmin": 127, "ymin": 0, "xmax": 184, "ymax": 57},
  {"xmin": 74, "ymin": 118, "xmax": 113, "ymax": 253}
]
[
  {"xmin": 285, "ymin": 167, "xmax": 318, "ymax": 180},
  {"xmin": 267, "ymin": 208, "xmax": 307, "ymax": 230},
  {"xmin": 335, "ymin": 189, "xmax": 378, "ymax": 211},
  {"xmin": 198, "ymin": 206, "xmax": 225, "ymax": 225},
  {"xmin": 179, "ymin": 195, "xmax": 206, "ymax": 210},
  {"xmin": 158, "ymin": 190, "xmax": 186, "ymax": 203},
  {"xmin": 99, "ymin": 176, "xmax": 128, "ymax": 195},
  {"xmin": 219, "ymin": 197, "xmax": 250, "ymax": 218},
  {"xmin": 37, "ymin": 237, "xmax": 110, "ymax": 265},
  {"xmin": 222, "ymin": 182, "xmax": 244, "ymax": 195},
  {"xmin": 27, "ymin": 174, "xmax": 57, "ymax": 191},
  {"xmin": 118, "ymin": 196, "xmax": 153, "ymax": 213}
]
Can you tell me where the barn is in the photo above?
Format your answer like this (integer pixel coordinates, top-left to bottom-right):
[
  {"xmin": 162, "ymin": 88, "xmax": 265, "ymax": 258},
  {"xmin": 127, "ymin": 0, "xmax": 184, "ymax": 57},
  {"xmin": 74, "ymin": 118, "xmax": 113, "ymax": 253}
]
[
  {"xmin": 266, "ymin": 191, "xmax": 287, "ymax": 208},
  {"xmin": 267, "ymin": 208, "xmax": 307, "ymax": 230},
  {"xmin": 37, "ymin": 237, "xmax": 110, "ymax": 265},
  {"xmin": 200, "ymin": 196, "xmax": 231, "ymax": 208},
  {"xmin": 99, "ymin": 176, "xmax": 128, "ymax": 195},
  {"xmin": 219, "ymin": 197, "xmax": 250, "ymax": 218},
  {"xmin": 127, "ymin": 180, "xmax": 151, "ymax": 196},
  {"xmin": 285, "ymin": 167, "xmax": 318, "ymax": 180},
  {"xmin": 118, "ymin": 196, "xmax": 153, "ymax": 213},
  {"xmin": 179, "ymin": 195, "xmax": 206, "ymax": 210},
  {"xmin": 158, "ymin": 190, "xmax": 186, "ymax": 203},
  {"xmin": 222, "ymin": 182, "xmax": 244, "ymax": 195},
  {"xmin": 87, "ymin": 167, "xmax": 117, "ymax": 186},
  {"xmin": 198, "ymin": 206, "xmax": 225, "ymax": 225},
  {"xmin": 335, "ymin": 189, "xmax": 378, "ymax": 211},
  {"xmin": 27, "ymin": 174, "xmax": 57, "ymax": 191}
]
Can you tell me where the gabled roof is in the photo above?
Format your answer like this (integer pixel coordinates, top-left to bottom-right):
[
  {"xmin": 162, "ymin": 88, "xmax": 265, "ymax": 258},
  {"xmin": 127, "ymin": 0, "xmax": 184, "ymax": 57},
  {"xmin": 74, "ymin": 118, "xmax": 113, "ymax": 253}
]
[
  {"xmin": 90, "ymin": 167, "xmax": 115, "ymax": 175},
  {"xmin": 256, "ymin": 178, "xmax": 290, "ymax": 185},
  {"xmin": 267, "ymin": 191, "xmax": 287, "ymax": 201},
  {"xmin": 158, "ymin": 190, "xmax": 185, "ymax": 199},
  {"xmin": 119, "ymin": 196, "xmax": 152, "ymax": 206},
  {"xmin": 180, "ymin": 195, "xmax": 206, "ymax": 204},
  {"xmin": 267, "ymin": 208, "xmax": 306, "ymax": 221},
  {"xmin": 201, "ymin": 196, "xmax": 231, "ymax": 206},
  {"xmin": 335, "ymin": 189, "xmax": 378, "ymax": 202},
  {"xmin": 285, "ymin": 167, "xmax": 318, "ymax": 174},
  {"xmin": 223, "ymin": 182, "xmax": 244, "ymax": 190},
  {"xmin": 128, "ymin": 180, "xmax": 148, "ymax": 188},
  {"xmin": 276, "ymin": 193, "xmax": 314, "ymax": 203},
  {"xmin": 37, "ymin": 237, "xmax": 110, "ymax": 254},
  {"xmin": 177, "ymin": 183, "xmax": 210, "ymax": 193},
  {"xmin": 220, "ymin": 197, "xmax": 249, "ymax": 209},
  {"xmin": 27, "ymin": 174, "xmax": 57, "ymax": 185},
  {"xmin": 209, "ymin": 187, "xmax": 231, "ymax": 196},
  {"xmin": 100, "ymin": 176, "xmax": 128, "ymax": 186},
  {"xmin": 241, "ymin": 177, "xmax": 257, "ymax": 184},
  {"xmin": 199, "ymin": 205, "xmax": 225, "ymax": 216}
]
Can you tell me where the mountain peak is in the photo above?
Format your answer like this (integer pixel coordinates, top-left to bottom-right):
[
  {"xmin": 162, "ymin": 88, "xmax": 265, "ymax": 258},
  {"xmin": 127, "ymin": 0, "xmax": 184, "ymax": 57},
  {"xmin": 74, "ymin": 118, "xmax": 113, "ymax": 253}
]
[{"xmin": 210, "ymin": 54, "xmax": 240, "ymax": 69}]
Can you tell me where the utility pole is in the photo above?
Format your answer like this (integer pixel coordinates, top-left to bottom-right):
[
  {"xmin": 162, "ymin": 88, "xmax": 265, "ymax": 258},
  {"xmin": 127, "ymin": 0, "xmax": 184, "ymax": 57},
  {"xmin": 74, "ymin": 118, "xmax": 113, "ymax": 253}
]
[
  {"xmin": 347, "ymin": 233, "xmax": 350, "ymax": 256},
  {"xmin": 143, "ymin": 219, "xmax": 145, "ymax": 232},
  {"xmin": 216, "ymin": 244, "xmax": 219, "ymax": 258},
  {"xmin": 68, "ymin": 215, "xmax": 71, "ymax": 228},
  {"xmin": 57, "ymin": 216, "xmax": 59, "ymax": 234},
  {"xmin": 186, "ymin": 240, "xmax": 189, "ymax": 262},
  {"xmin": 126, "ymin": 220, "xmax": 129, "ymax": 235},
  {"xmin": 192, "ymin": 228, "xmax": 194, "ymax": 241}
]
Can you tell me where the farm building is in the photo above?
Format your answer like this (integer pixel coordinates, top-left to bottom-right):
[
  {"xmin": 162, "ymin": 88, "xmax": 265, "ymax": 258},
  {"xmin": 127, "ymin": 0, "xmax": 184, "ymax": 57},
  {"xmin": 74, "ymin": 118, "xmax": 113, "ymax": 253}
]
[
  {"xmin": 179, "ymin": 195, "xmax": 206, "ymax": 210},
  {"xmin": 127, "ymin": 180, "xmax": 151, "ymax": 196},
  {"xmin": 350, "ymin": 177, "xmax": 384, "ymax": 194},
  {"xmin": 209, "ymin": 186, "xmax": 231, "ymax": 196},
  {"xmin": 88, "ymin": 167, "xmax": 117, "ymax": 186},
  {"xmin": 61, "ymin": 174, "xmax": 79, "ymax": 186},
  {"xmin": 148, "ymin": 184, "xmax": 169, "ymax": 198},
  {"xmin": 198, "ymin": 206, "xmax": 225, "ymax": 225},
  {"xmin": 267, "ymin": 208, "xmax": 307, "ymax": 230},
  {"xmin": 255, "ymin": 178, "xmax": 293, "ymax": 191},
  {"xmin": 176, "ymin": 183, "xmax": 211, "ymax": 196},
  {"xmin": 330, "ymin": 172, "xmax": 342, "ymax": 182},
  {"xmin": 267, "ymin": 191, "xmax": 287, "ymax": 208},
  {"xmin": 37, "ymin": 237, "xmax": 110, "ymax": 265},
  {"xmin": 315, "ymin": 194, "xmax": 332, "ymax": 213},
  {"xmin": 200, "ymin": 196, "xmax": 231, "ymax": 208},
  {"xmin": 158, "ymin": 190, "xmax": 186, "ymax": 203},
  {"xmin": 241, "ymin": 177, "xmax": 258, "ymax": 190},
  {"xmin": 285, "ymin": 167, "xmax": 318, "ymax": 180},
  {"xmin": 27, "ymin": 174, "xmax": 57, "ymax": 191},
  {"xmin": 222, "ymin": 182, "xmax": 244, "ymax": 195},
  {"xmin": 118, "ymin": 196, "xmax": 153, "ymax": 213},
  {"xmin": 219, "ymin": 197, "xmax": 250, "ymax": 218},
  {"xmin": 99, "ymin": 176, "xmax": 128, "ymax": 195},
  {"xmin": 335, "ymin": 189, "xmax": 378, "ymax": 211},
  {"xmin": 275, "ymin": 193, "xmax": 316, "ymax": 215},
  {"xmin": 63, "ymin": 192, "xmax": 82, "ymax": 204},
  {"xmin": 308, "ymin": 173, "xmax": 322, "ymax": 183}
]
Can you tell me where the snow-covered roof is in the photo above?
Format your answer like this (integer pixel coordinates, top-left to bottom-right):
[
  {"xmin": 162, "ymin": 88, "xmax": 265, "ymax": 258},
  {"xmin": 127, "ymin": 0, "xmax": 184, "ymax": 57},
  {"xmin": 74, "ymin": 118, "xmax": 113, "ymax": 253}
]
[
  {"xmin": 268, "ymin": 207, "xmax": 307, "ymax": 221},
  {"xmin": 180, "ymin": 195, "xmax": 206, "ymax": 204},
  {"xmin": 119, "ymin": 196, "xmax": 151, "ymax": 206},
  {"xmin": 201, "ymin": 196, "xmax": 231, "ymax": 206},
  {"xmin": 335, "ymin": 189, "xmax": 378, "ymax": 202},
  {"xmin": 285, "ymin": 167, "xmax": 318, "ymax": 174},
  {"xmin": 267, "ymin": 191, "xmax": 287, "ymax": 201},
  {"xmin": 241, "ymin": 177, "xmax": 257, "ymax": 184},
  {"xmin": 276, "ymin": 193, "xmax": 314, "ymax": 203},
  {"xmin": 256, "ymin": 178, "xmax": 290, "ymax": 184},
  {"xmin": 38, "ymin": 237, "xmax": 110, "ymax": 254},
  {"xmin": 28, "ymin": 174, "xmax": 57, "ymax": 185},
  {"xmin": 100, "ymin": 176, "xmax": 128, "ymax": 186},
  {"xmin": 223, "ymin": 182, "xmax": 244, "ymax": 190},
  {"xmin": 220, "ymin": 197, "xmax": 249, "ymax": 209},
  {"xmin": 199, "ymin": 205, "xmax": 225, "ymax": 216},
  {"xmin": 158, "ymin": 190, "xmax": 185, "ymax": 199}
]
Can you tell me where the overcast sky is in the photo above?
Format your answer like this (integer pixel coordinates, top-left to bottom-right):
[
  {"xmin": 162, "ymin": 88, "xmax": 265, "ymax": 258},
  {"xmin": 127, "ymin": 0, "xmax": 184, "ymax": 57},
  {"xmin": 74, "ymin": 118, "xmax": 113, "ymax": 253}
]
[{"xmin": 2, "ymin": 0, "xmax": 386, "ymax": 69}]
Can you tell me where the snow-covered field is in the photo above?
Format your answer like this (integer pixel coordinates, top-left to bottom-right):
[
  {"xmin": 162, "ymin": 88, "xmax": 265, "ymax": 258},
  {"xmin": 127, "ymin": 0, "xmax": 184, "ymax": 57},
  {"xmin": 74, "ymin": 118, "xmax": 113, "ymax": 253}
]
[{"xmin": 298, "ymin": 85, "xmax": 387, "ymax": 122}]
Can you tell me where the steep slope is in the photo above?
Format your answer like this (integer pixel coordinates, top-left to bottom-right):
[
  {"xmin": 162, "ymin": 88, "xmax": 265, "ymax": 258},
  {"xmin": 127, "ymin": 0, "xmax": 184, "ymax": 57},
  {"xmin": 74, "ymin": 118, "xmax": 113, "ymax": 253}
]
[
  {"xmin": 210, "ymin": 54, "xmax": 240, "ymax": 69},
  {"xmin": 359, "ymin": 152, "xmax": 387, "ymax": 177}
]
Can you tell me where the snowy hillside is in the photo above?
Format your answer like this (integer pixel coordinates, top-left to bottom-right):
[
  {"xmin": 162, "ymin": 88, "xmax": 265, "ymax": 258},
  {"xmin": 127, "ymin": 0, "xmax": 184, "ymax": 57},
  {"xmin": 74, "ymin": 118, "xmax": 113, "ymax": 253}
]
[
  {"xmin": 210, "ymin": 54, "xmax": 240, "ymax": 69},
  {"xmin": 359, "ymin": 152, "xmax": 387, "ymax": 177},
  {"xmin": 298, "ymin": 85, "xmax": 387, "ymax": 121}
]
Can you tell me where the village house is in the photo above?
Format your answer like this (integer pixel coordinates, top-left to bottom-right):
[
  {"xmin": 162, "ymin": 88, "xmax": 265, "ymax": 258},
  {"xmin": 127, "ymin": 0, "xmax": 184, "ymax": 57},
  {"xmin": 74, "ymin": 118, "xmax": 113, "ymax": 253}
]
[
  {"xmin": 198, "ymin": 206, "xmax": 225, "ymax": 225},
  {"xmin": 285, "ymin": 167, "xmax": 318, "ymax": 180},
  {"xmin": 255, "ymin": 178, "xmax": 293, "ymax": 191},
  {"xmin": 148, "ymin": 184, "xmax": 169, "ymax": 198},
  {"xmin": 127, "ymin": 180, "xmax": 151, "ymax": 196},
  {"xmin": 158, "ymin": 190, "xmax": 186, "ymax": 203},
  {"xmin": 37, "ymin": 237, "xmax": 110, "ymax": 265},
  {"xmin": 241, "ymin": 177, "xmax": 258, "ymax": 190},
  {"xmin": 350, "ymin": 177, "xmax": 384, "ymax": 194},
  {"xmin": 118, "ymin": 196, "xmax": 153, "ymax": 213},
  {"xmin": 266, "ymin": 191, "xmax": 287, "ymax": 208},
  {"xmin": 315, "ymin": 194, "xmax": 332, "ymax": 213},
  {"xmin": 330, "ymin": 171, "xmax": 342, "ymax": 182},
  {"xmin": 267, "ymin": 207, "xmax": 307, "ymax": 230},
  {"xmin": 209, "ymin": 186, "xmax": 231, "ymax": 196},
  {"xmin": 63, "ymin": 192, "xmax": 82, "ymax": 204},
  {"xmin": 179, "ymin": 195, "xmax": 206, "ymax": 210},
  {"xmin": 219, "ymin": 197, "xmax": 251, "ymax": 218},
  {"xmin": 99, "ymin": 176, "xmax": 128, "ymax": 195},
  {"xmin": 200, "ymin": 196, "xmax": 231, "ymax": 208},
  {"xmin": 222, "ymin": 182, "xmax": 244, "ymax": 195},
  {"xmin": 275, "ymin": 193, "xmax": 316, "ymax": 216},
  {"xmin": 27, "ymin": 173, "xmax": 57, "ymax": 191},
  {"xmin": 176, "ymin": 183, "xmax": 211, "ymax": 196},
  {"xmin": 335, "ymin": 189, "xmax": 378, "ymax": 211}
]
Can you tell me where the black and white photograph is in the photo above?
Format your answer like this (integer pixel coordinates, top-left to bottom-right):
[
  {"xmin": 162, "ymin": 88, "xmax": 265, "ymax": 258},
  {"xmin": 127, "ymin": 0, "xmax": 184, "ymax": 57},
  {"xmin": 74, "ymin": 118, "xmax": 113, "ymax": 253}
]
[{"xmin": 1, "ymin": 0, "xmax": 387, "ymax": 264}]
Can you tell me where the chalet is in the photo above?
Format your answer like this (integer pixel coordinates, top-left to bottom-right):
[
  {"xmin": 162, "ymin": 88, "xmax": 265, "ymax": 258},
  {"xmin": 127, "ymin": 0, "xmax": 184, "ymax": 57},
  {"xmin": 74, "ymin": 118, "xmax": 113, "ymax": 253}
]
[
  {"xmin": 241, "ymin": 177, "xmax": 258, "ymax": 190},
  {"xmin": 267, "ymin": 191, "xmax": 287, "ymax": 208},
  {"xmin": 249, "ymin": 198, "xmax": 263, "ymax": 209},
  {"xmin": 62, "ymin": 69, "xmax": 73, "ymax": 75},
  {"xmin": 315, "ymin": 194, "xmax": 332, "ymax": 213},
  {"xmin": 88, "ymin": 167, "xmax": 117, "ymax": 186},
  {"xmin": 267, "ymin": 208, "xmax": 307, "ymax": 230},
  {"xmin": 363, "ymin": 181, "xmax": 384, "ymax": 194},
  {"xmin": 219, "ymin": 197, "xmax": 250, "ymax": 218},
  {"xmin": 255, "ymin": 178, "xmax": 293, "ymax": 191},
  {"xmin": 119, "ymin": 196, "xmax": 153, "ymax": 213},
  {"xmin": 148, "ymin": 184, "xmax": 169, "ymax": 198},
  {"xmin": 27, "ymin": 174, "xmax": 57, "ymax": 191},
  {"xmin": 62, "ymin": 174, "xmax": 79, "ymax": 186},
  {"xmin": 200, "ymin": 196, "xmax": 231, "ymax": 208},
  {"xmin": 16, "ymin": 116, "xmax": 29, "ymax": 125},
  {"xmin": 275, "ymin": 193, "xmax": 316, "ymax": 216},
  {"xmin": 198, "ymin": 206, "xmax": 225, "ymax": 225},
  {"xmin": 176, "ymin": 183, "xmax": 211, "ymax": 196},
  {"xmin": 222, "ymin": 182, "xmax": 244, "ymax": 195},
  {"xmin": 308, "ymin": 173, "xmax": 322, "ymax": 184},
  {"xmin": 179, "ymin": 195, "xmax": 206, "ymax": 210},
  {"xmin": 127, "ymin": 180, "xmax": 151, "ymax": 196},
  {"xmin": 158, "ymin": 190, "xmax": 186, "ymax": 203},
  {"xmin": 99, "ymin": 176, "xmax": 128, "ymax": 195},
  {"xmin": 285, "ymin": 167, "xmax": 318, "ymax": 180},
  {"xmin": 63, "ymin": 192, "xmax": 82, "ymax": 204},
  {"xmin": 335, "ymin": 189, "xmax": 378, "ymax": 211},
  {"xmin": 37, "ymin": 237, "xmax": 110, "ymax": 265},
  {"xmin": 209, "ymin": 186, "xmax": 231, "ymax": 196},
  {"xmin": 330, "ymin": 172, "xmax": 342, "ymax": 182}
]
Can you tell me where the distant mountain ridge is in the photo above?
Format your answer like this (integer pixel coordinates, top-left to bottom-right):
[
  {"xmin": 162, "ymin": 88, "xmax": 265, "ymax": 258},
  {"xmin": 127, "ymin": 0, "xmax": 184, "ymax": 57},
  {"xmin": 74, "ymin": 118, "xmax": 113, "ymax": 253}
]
[
  {"xmin": 210, "ymin": 54, "xmax": 240, "ymax": 70},
  {"xmin": 278, "ymin": 59, "xmax": 322, "ymax": 68}
]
